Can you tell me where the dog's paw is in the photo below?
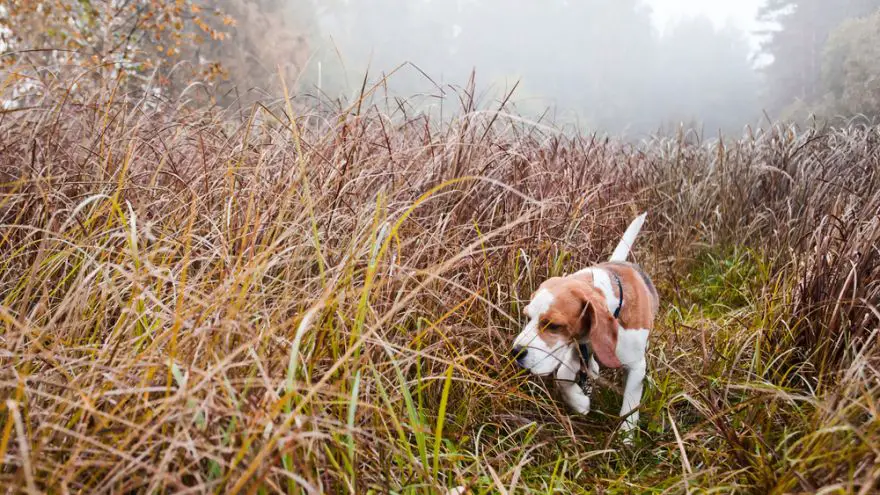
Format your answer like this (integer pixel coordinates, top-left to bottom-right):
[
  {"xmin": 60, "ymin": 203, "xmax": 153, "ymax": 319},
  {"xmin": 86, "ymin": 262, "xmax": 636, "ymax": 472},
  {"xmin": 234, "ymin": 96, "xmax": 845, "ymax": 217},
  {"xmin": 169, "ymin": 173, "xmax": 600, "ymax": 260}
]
[
  {"xmin": 563, "ymin": 390, "xmax": 591, "ymax": 415},
  {"xmin": 618, "ymin": 421, "xmax": 639, "ymax": 446}
]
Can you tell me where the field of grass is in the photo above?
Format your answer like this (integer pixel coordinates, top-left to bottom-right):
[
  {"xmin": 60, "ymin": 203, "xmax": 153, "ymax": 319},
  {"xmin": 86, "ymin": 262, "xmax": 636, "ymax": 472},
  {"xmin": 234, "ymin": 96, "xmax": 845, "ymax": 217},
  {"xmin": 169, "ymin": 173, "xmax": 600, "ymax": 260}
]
[{"xmin": 1, "ymin": 76, "xmax": 879, "ymax": 494}]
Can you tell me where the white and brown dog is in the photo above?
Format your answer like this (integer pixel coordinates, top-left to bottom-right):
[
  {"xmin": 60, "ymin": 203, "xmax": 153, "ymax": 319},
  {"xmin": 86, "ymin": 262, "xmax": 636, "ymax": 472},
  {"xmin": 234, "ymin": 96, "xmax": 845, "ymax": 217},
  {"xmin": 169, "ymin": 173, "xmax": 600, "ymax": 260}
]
[{"xmin": 512, "ymin": 213, "xmax": 658, "ymax": 434}]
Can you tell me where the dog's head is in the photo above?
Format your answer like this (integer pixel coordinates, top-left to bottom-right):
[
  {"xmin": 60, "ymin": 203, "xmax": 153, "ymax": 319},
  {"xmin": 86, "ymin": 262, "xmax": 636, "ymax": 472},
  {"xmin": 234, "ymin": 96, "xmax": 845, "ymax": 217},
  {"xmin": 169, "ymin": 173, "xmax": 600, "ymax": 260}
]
[{"xmin": 511, "ymin": 276, "xmax": 620, "ymax": 375}]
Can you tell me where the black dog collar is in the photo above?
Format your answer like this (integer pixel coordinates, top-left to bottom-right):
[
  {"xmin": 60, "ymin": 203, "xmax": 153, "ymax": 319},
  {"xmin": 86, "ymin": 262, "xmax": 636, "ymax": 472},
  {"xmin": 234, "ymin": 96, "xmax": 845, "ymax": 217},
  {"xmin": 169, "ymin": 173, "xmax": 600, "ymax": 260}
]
[
  {"xmin": 611, "ymin": 271, "xmax": 623, "ymax": 319},
  {"xmin": 575, "ymin": 342, "xmax": 591, "ymax": 389}
]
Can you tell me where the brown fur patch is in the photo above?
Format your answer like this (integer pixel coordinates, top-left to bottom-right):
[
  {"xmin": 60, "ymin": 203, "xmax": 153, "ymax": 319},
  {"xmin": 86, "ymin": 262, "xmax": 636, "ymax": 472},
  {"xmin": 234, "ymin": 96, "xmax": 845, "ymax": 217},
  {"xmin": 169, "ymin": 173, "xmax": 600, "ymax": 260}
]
[{"xmin": 599, "ymin": 262, "xmax": 659, "ymax": 329}]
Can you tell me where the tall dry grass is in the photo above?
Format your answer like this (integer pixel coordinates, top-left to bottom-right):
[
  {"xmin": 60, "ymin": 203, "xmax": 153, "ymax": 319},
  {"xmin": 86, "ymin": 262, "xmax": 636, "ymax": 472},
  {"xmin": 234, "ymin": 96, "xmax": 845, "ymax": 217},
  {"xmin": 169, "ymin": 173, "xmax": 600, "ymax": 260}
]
[{"xmin": 0, "ymin": 73, "xmax": 878, "ymax": 493}]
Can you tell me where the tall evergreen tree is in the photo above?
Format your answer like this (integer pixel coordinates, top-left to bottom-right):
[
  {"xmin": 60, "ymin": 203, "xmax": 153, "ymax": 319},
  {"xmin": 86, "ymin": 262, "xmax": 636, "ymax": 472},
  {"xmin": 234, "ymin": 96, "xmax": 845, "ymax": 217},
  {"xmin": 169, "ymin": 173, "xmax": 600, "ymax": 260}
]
[{"xmin": 760, "ymin": 0, "xmax": 880, "ymax": 114}]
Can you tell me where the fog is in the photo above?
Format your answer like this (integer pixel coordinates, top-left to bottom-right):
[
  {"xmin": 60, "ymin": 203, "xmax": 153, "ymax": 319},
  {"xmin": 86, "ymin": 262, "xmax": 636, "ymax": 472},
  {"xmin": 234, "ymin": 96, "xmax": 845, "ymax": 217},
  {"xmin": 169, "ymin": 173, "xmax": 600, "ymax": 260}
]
[
  {"xmin": 306, "ymin": 0, "xmax": 764, "ymax": 136},
  {"xmin": 8, "ymin": 0, "xmax": 878, "ymax": 133}
]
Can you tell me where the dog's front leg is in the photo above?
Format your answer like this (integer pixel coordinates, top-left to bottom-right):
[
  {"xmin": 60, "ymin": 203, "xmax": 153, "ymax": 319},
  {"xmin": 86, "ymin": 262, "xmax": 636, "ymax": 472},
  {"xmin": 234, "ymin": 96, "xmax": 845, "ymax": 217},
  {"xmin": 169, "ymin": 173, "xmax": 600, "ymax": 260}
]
[
  {"xmin": 620, "ymin": 358, "xmax": 646, "ymax": 433},
  {"xmin": 555, "ymin": 347, "xmax": 590, "ymax": 414},
  {"xmin": 587, "ymin": 355, "xmax": 600, "ymax": 380}
]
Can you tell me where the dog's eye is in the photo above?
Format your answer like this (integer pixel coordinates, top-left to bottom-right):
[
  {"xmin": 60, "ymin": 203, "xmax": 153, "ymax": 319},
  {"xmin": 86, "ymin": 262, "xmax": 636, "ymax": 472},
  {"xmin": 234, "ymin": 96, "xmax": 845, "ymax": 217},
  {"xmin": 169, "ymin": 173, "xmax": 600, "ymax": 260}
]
[{"xmin": 543, "ymin": 322, "xmax": 564, "ymax": 333}]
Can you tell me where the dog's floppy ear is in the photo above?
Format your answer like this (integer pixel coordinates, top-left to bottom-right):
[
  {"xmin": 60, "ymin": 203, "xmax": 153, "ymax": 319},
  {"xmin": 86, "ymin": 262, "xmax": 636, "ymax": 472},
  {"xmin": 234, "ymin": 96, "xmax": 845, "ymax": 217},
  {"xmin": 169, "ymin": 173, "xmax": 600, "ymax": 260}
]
[{"xmin": 576, "ymin": 290, "xmax": 622, "ymax": 368}]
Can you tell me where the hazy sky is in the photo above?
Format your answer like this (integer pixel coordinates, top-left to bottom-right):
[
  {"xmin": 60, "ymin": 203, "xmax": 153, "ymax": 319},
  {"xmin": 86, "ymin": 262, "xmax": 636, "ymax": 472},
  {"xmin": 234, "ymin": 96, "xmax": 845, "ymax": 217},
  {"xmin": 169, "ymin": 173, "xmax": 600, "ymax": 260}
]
[
  {"xmin": 646, "ymin": 0, "xmax": 766, "ymax": 34},
  {"xmin": 315, "ymin": 1, "xmax": 767, "ymax": 134}
]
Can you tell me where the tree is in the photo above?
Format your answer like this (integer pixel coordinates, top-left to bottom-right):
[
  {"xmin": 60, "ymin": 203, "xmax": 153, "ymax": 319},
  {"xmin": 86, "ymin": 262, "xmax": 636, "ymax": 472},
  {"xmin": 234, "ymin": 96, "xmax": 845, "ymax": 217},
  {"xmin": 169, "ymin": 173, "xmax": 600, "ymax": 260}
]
[
  {"xmin": 786, "ymin": 10, "xmax": 880, "ymax": 121},
  {"xmin": 821, "ymin": 12, "xmax": 880, "ymax": 118},
  {"xmin": 1, "ymin": 0, "xmax": 317, "ymax": 105},
  {"xmin": 759, "ymin": 0, "xmax": 880, "ymax": 116},
  {"xmin": 1, "ymin": 1, "xmax": 233, "ymax": 86},
  {"xmin": 197, "ymin": 0, "xmax": 316, "ymax": 105}
]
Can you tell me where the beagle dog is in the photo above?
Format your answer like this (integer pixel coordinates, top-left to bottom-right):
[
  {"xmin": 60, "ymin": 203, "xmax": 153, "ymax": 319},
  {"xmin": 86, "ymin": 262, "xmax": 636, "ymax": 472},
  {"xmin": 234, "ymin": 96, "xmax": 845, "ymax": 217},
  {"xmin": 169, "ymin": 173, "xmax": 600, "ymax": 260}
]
[{"xmin": 512, "ymin": 213, "xmax": 658, "ymax": 434}]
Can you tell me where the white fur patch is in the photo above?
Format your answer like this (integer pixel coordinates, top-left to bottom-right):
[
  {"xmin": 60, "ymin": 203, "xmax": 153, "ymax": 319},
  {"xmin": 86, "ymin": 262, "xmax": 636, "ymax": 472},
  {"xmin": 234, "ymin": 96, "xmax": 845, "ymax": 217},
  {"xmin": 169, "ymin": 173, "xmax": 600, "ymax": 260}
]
[
  {"xmin": 591, "ymin": 269, "xmax": 620, "ymax": 316},
  {"xmin": 514, "ymin": 289, "xmax": 570, "ymax": 375},
  {"xmin": 575, "ymin": 268, "xmax": 620, "ymax": 315},
  {"xmin": 615, "ymin": 326, "xmax": 649, "ymax": 367},
  {"xmin": 524, "ymin": 288, "xmax": 554, "ymax": 320}
]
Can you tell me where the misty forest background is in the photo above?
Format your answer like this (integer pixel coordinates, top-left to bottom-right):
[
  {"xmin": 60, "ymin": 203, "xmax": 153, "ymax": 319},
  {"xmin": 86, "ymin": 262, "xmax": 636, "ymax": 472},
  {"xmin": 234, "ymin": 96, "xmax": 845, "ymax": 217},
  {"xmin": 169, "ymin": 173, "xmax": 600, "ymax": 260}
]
[{"xmin": 5, "ymin": 0, "xmax": 880, "ymax": 134}]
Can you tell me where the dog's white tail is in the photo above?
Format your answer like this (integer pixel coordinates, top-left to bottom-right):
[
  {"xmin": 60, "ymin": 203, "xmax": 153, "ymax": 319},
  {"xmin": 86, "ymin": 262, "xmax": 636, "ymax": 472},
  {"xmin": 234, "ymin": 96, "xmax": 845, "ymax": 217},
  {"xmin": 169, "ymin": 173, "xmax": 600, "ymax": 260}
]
[{"xmin": 609, "ymin": 213, "xmax": 647, "ymax": 262}]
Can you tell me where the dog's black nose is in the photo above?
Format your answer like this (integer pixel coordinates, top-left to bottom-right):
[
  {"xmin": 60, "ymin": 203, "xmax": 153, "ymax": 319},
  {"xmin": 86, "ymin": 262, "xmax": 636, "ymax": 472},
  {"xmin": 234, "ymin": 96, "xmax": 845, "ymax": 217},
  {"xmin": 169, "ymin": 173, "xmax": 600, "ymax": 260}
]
[{"xmin": 511, "ymin": 346, "xmax": 527, "ymax": 363}]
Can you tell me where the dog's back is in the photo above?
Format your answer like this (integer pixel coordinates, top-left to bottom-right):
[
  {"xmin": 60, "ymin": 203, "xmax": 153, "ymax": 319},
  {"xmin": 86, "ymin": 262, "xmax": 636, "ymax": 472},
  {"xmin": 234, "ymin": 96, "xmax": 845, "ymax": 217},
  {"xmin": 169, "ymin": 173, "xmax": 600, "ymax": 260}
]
[{"xmin": 601, "ymin": 261, "xmax": 659, "ymax": 316}]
